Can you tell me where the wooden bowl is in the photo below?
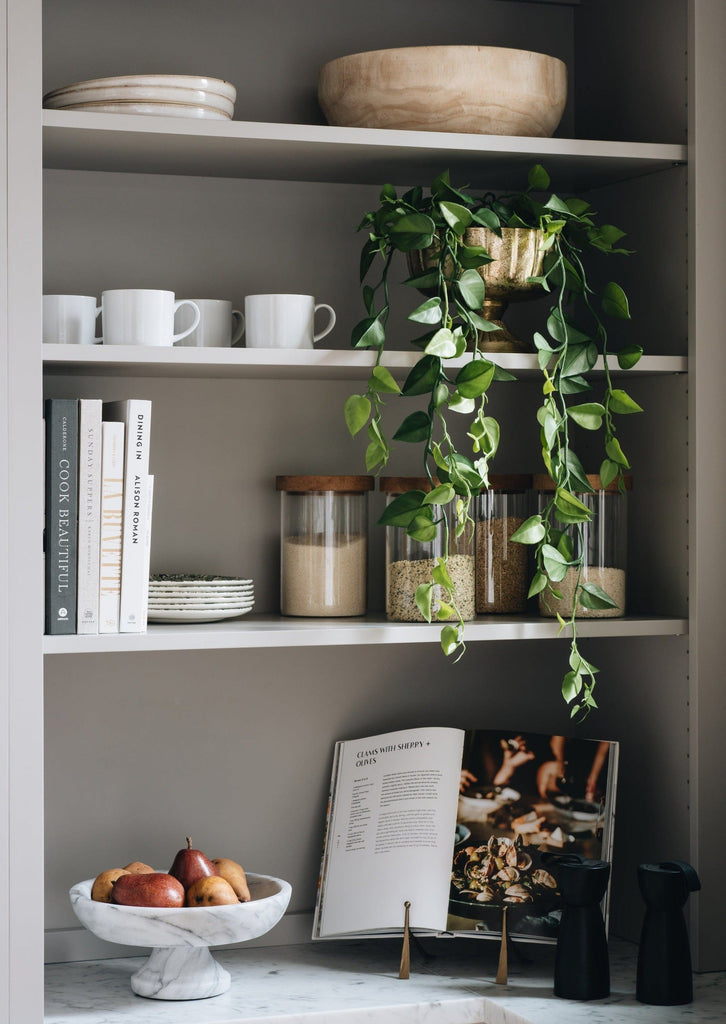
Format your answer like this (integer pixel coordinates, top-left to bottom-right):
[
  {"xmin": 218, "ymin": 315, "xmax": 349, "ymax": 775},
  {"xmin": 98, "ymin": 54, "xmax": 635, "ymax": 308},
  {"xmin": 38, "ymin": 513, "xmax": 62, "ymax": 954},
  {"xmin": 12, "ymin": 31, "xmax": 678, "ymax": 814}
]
[{"xmin": 318, "ymin": 45, "xmax": 567, "ymax": 137}]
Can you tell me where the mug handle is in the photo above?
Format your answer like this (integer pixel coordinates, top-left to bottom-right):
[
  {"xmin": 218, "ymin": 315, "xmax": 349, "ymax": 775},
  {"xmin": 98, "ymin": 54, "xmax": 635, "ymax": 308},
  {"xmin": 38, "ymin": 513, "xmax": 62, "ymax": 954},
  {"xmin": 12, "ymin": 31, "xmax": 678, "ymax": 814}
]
[
  {"xmin": 172, "ymin": 299, "xmax": 201, "ymax": 344},
  {"xmin": 94, "ymin": 303, "xmax": 103, "ymax": 344},
  {"xmin": 231, "ymin": 309, "xmax": 245, "ymax": 346},
  {"xmin": 313, "ymin": 303, "xmax": 336, "ymax": 343}
]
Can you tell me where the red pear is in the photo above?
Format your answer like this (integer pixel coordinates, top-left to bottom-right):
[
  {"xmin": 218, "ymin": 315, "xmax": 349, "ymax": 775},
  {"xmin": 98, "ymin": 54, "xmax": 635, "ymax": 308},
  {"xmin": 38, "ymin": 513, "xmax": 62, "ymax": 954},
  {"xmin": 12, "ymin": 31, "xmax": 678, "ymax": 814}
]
[
  {"xmin": 168, "ymin": 836, "xmax": 216, "ymax": 891},
  {"xmin": 112, "ymin": 872, "xmax": 184, "ymax": 908}
]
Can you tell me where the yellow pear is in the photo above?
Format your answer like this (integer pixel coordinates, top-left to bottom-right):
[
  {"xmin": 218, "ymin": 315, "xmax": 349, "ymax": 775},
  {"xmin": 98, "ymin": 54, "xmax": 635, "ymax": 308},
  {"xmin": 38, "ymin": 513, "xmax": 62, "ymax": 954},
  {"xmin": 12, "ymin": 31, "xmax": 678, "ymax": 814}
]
[
  {"xmin": 186, "ymin": 875, "xmax": 239, "ymax": 907},
  {"xmin": 91, "ymin": 868, "xmax": 130, "ymax": 902},
  {"xmin": 212, "ymin": 857, "xmax": 251, "ymax": 902},
  {"xmin": 123, "ymin": 861, "xmax": 155, "ymax": 874}
]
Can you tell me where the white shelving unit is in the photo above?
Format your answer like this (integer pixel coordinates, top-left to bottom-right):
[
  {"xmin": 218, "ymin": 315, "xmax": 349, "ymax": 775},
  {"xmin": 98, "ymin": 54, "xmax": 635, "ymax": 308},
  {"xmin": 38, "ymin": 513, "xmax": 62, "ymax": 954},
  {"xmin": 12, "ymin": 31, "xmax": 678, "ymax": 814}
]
[{"xmin": 3, "ymin": 2, "xmax": 726, "ymax": 1022}]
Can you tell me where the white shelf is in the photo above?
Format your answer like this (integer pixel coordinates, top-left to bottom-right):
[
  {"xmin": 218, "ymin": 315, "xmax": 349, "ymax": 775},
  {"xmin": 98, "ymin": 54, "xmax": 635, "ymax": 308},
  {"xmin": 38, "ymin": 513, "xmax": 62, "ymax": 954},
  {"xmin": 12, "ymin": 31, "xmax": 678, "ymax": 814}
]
[
  {"xmin": 42, "ymin": 110, "xmax": 687, "ymax": 189},
  {"xmin": 42, "ymin": 345, "xmax": 687, "ymax": 381},
  {"xmin": 43, "ymin": 614, "xmax": 688, "ymax": 655}
]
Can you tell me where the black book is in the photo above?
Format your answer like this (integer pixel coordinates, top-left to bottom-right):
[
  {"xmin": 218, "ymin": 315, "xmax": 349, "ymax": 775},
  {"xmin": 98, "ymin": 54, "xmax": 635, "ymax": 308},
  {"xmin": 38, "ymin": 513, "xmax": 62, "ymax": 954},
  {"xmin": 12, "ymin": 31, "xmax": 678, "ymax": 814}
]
[{"xmin": 44, "ymin": 398, "xmax": 79, "ymax": 634}]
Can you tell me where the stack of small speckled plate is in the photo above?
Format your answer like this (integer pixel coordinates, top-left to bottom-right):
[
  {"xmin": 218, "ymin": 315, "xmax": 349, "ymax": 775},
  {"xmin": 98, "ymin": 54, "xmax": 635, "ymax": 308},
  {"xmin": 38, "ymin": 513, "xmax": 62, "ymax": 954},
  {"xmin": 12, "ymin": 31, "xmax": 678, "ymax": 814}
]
[
  {"xmin": 147, "ymin": 574, "xmax": 254, "ymax": 623},
  {"xmin": 43, "ymin": 74, "xmax": 237, "ymax": 120}
]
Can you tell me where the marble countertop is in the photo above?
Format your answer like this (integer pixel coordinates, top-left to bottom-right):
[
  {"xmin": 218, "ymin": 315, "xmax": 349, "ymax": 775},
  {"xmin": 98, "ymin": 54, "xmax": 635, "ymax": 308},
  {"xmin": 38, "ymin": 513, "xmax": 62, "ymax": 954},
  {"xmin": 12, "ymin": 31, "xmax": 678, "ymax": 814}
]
[{"xmin": 45, "ymin": 937, "xmax": 725, "ymax": 1024}]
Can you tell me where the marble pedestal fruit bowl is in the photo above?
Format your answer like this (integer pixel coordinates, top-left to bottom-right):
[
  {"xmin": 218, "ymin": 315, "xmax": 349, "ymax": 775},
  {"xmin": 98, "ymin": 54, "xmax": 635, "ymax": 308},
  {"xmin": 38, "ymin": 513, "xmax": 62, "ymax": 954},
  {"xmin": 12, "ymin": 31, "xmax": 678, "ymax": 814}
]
[
  {"xmin": 70, "ymin": 872, "xmax": 292, "ymax": 1000},
  {"xmin": 408, "ymin": 227, "xmax": 547, "ymax": 351},
  {"xmin": 318, "ymin": 46, "xmax": 567, "ymax": 137}
]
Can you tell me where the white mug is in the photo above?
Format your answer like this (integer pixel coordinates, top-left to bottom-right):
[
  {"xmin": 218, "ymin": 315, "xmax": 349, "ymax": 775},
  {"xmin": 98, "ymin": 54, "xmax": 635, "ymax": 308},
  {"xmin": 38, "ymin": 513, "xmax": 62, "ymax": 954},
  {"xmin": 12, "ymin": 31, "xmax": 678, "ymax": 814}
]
[
  {"xmin": 175, "ymin": 299, "xmax": 245, "ymax": 348},
  {"xmin": 101, "ymin": 289, "xmax": 200, "ymax": 347},
  {"xmin": 43, "ymin": 295, "xmax": 101, "ymax": 345},
  {"xmin": 244, "ymin": 293, "xmax": 336, "ymax": 349}
]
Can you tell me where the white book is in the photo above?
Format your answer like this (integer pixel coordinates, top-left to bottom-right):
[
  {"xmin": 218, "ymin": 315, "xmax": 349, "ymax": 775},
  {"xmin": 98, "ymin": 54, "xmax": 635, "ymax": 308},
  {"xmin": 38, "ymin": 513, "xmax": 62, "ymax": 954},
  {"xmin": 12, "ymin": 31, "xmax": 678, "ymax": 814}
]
[
  {"xmin": 76, "ymin": 399, "xmax": 103, "ymax": 634},
  {"xmin": 140, "ymin": 475, "xmax": 154, "ymax": 629},
  {"xmin": 103, "ymin": 400, "xmax": 152, "ymax": 633},
  {"xmin": 98, "ymin": 421, "xmax": 125, "ymax": 633}
]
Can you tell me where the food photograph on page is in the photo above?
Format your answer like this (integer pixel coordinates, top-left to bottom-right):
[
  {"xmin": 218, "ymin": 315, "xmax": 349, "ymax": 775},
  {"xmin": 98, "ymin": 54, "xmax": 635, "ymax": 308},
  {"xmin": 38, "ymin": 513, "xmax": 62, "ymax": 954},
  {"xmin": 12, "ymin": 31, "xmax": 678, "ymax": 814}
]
[{"xmin": 449, "ymin": 729, "xmax": 617, "ymax": 941}]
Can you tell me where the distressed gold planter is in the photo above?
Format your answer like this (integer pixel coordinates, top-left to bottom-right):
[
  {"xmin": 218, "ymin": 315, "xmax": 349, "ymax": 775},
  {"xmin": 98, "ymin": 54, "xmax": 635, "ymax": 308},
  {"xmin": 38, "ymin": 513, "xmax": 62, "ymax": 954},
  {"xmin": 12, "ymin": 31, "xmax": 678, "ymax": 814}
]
[{"xmin": 408, "ymin": 227, "xmax": 547, "ymax": 352}]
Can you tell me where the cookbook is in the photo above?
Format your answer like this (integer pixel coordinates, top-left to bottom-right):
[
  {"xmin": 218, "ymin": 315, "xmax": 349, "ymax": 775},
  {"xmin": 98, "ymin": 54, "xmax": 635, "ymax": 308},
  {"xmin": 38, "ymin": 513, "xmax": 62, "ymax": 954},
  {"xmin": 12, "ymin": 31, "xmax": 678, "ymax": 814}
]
[{"xmin": 313, "ymin": 726, "xmax": 618, "ymax": 944}]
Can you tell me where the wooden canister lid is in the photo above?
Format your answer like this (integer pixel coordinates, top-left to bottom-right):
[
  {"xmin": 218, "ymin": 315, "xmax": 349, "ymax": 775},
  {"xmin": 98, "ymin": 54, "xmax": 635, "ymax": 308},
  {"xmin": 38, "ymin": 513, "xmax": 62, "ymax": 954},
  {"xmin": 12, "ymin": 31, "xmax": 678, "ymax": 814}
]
[
  {"xmin": 486, "ymin": 474, "xmax": 532, "ymax": 491},
  {"xmin": 379, "ymin": 475, "xmax": 438, "ymax": 493},
  {"xmin": 532, "ymin": 472, "xmax": 633, "ymax": 493},
  {"xmin": 275, "ymin": 474, "xmax": 374, "ymax": 493}
]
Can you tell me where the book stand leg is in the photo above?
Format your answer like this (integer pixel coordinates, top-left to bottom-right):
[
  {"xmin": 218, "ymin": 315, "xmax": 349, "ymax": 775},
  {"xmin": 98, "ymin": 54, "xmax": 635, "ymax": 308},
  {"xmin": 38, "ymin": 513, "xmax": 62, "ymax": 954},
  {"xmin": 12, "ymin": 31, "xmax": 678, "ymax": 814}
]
[
  {"xmin": 398, "ymin": 901, "xmax": 411, "ymax": 979},
  {"xmin": 495, "ymin": 906, "xmax": 508, "ymax": 985}
]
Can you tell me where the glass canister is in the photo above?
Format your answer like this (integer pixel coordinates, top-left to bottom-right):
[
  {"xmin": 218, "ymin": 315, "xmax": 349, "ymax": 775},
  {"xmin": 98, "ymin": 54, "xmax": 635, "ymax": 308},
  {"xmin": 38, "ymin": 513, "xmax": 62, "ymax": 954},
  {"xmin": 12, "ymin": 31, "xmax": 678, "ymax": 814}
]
[
  {"xmin": 475, "ymin": 474, "xmax": 532, "ymax": 614},
  {"xmin": 380, "ymin": 477, "xmax": 475, "ymax": 622},
  {"xmin": 534, "ymin": 473, "xmax": 632, "ymax": 618},
  {"xmin": 276, "ymin": 475, "xmax": 373, "ymax": 617}
]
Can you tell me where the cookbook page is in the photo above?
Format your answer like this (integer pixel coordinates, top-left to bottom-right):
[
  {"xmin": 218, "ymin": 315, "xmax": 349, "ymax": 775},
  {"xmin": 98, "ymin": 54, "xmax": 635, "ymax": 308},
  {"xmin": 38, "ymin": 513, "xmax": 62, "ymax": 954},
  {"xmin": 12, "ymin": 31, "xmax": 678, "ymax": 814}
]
[{"xmin": 316, "ymin": 726, "xmax": 464, "ymax": 938}]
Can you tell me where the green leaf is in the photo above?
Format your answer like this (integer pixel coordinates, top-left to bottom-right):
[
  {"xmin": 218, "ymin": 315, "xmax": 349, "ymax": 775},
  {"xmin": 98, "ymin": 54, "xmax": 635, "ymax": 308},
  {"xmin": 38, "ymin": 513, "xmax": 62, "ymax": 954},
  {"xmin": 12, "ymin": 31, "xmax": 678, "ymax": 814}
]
[
  {"xmin": 567, "ymin": 402, "xmax": 606, "ymax": 430},
  {"xmin": 456, "ymin": 268, "xmax": 487, "ymax": 310},
  {"xmin": 403, "ymin": 270, "xmax": 440, "ymax": 290},
  {"xmin": 559, "ymin": 375, "xmax": 592, "ymax": 395},
  {"xmin": 470, "ymin": 207, "xmax": 501, "ymax": 232},
  {"xmin": 344, "ymin": 394, "xmax": 371, "ymax": 436},
  {"xmin": 423, "ymin": 483, "xmax": 455, "ymax": 506},
  {"xmin": 360, "ymin": 239, "xmax": 379, "ymax": 282},
  {"xmin": 408, "ymin": 513, "xmax": 438, "ymax": 543},
  {"xmin": 555, "ymin": 487, "xmax": 592, "ymax": 522},
  {"xmin": 415, "ymin": 582, "xmax": 434, "ymax": 622},
  {"xmin": 459, "ymin": 245, "xmax": 494, "ymax": 270},
  {"xmin": 602, "ymin": 281, "xmax": 631, "ymax": 320},
  {"xmin": 528, "ymin": 571, "xmax": 548, "ymax": 598},
  {"xmin": 547, "ymin": 310, "xmax": 591, "ymax": 347},
  {"xmin": 579, "ymin": 582, "xmax": 619, "ymax": 610},
  {"xmin": 510, "ymin": 515, "xmax": 546, "ymax": 545},
  {"xmin": 528, "ymin": 164, "xmax": 551, "ymax": 191},
  {"xmin": 365, "ymin": 441, "xmax": 386, "ymax": 472},
  {"xmin": 566, "ymin": 197, "xmax": 591, "ymax": 217},
  {"xmin": 370, "ymin": 365, "xmax": 401, "ymax": 394},
  {"xmin": 378, "ymin": 490, "xmax": 427, "ymax": 528},
  {"xmin": 492, "ymin": 364, "xmax": 517, "ymax": 382},
  {"xmin": 408, "ymin": 297, "xmax": 443, "ymax": 325},
  {"xmin": 402, "ymin": 355, "xmax": 441, "ymax": 396},
  {"xmin": 606, "ymin": 437, "xmax": 631, "ymax": 467},
  {"xmin": 542, "ymin": 544, "xmax": 571, "ymax": 583},
  {"xmin": 393, "ymin": 410, "xmax": 431, "ymax": 443},
  {"xmin": 439, "ymin": 200, "xmax": 473, "ymax": 234},
  {"xmin": 560, "ymin": 342, "xmax": 599, "ymax": 378},
  {"xmin": 609, "ymin": 388, "xmax": 643, "ymax": 414},
  {"xmin": 448, "ymin": 393, "xmax": 475, "ymax": 414},
  {"xmin": 440, "ymin": 623, "xmax": 460, "ymax": 656},
  {"xmin": 379, "ymin": 183, "xmax": 396, "ymax": 202},
  {"xmin": 468, "ymin": 414, "xmax": 500, "ymax": 456},
  {"xmin": 562, "ymin": 671, "xmax": 582, "ymax": 703},
  {"xmin": 467, "ymin": 310, "xmax": 501, "ymax": 332},
  {"xmin": 553, "ymin": 448, "xmax": 594, "ymax": 493},
  {"xmin": 352, "ymin": 314, "xmax": 386, "ymax": 349},
  {"xmin": 425, "ymin": 328, "xmax": 457, "ymax": 358},
  {"xmin": 432, "ymin": 557, "xmax": 454, "ymax": 592},
  {"xmin": 616, "ymin": 345, "xmax": 643, "ymax": 370},
  {"xmin": 599, "ymin": 459, "xmax": 620, "ymax": 488},
  {"xmin": 544, "ymin": 194, "xmax": 574, "ymax": 217},
  {"xmin": 456, "ymin": 358, "xmax": 495, "ymax": 398},
  {"xmin": 436, "ymin": 601, "xmax": 456, "ymax": 621},
  {"xmin": 389, "ymin": 213, "xmax": 437, "ymax": 251}
]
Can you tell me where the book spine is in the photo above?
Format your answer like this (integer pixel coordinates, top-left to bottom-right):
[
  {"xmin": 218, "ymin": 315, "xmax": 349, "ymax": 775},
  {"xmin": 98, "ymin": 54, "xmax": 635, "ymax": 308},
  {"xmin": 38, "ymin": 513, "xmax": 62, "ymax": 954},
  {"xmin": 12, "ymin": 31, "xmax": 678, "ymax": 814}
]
[
  {"xmin": 104, "ymin": 400, "xmax": 152, "ymax": 633},
  {"xmin": 98, "ymin": 421, "xmax": 125, "ymax": 633},
  {"xmin": 44, "ymin": 398, "xmax": 79, "ymax": 634},
  {"xmin": 139, "ymin": 475, "xmax": 154, "ymax": 629},
  {"xmin": 76, "ymin": 399, "xmax": 103, "ymax": 634}
]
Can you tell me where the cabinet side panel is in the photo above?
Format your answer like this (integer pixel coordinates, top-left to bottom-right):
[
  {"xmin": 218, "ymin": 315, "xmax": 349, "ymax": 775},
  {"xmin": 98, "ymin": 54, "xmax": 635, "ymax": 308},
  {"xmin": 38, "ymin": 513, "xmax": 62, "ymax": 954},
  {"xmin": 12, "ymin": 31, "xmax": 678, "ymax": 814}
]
[
  {"xmin": 575, "ymin": 0, "xmax": 687, "ymax": 143},
  {"xmin": 0, "ymin": 0, "xmax": 8, "ymax": 1012},
  {"xmin": 688, "ymin": 0, "xmax": 726, "ymax": 974},
  {"xmin": 6, "ymin": 0, "xmax": 44, "ymax": 1018}
]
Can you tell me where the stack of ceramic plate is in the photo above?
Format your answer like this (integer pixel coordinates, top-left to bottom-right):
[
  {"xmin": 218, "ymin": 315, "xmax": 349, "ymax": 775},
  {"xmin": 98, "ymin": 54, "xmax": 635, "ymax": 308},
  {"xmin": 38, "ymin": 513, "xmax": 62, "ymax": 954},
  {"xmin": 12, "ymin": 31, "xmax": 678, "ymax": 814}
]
[
  {"xmin": 43, "ymin": 74, "xmax": 236, "ymax": 120},
  {"xmin": 147, "ymin": 574, "xmax": 254, "ymax": 623}
]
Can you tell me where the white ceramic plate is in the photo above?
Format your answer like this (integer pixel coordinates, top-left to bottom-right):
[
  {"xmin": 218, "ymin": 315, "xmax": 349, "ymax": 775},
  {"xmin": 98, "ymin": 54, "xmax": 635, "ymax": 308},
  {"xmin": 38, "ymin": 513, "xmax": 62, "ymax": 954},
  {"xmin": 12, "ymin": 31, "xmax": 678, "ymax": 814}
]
[
  {"xmin": 147, "ymin": 599, "xmax": 255, "ymax": 609},
  {"xmin": 44, "ymin": 74, "xmax": 237, "ymax": 102},
  {"xmin": 44, "ymin": 86, "xmax": 234, "ymax": 117},
  {"xmin": 147, "ymin": 607, "xmax": 253, "ymax": 623},
  {"xmin": 147, "ymin": 584, "xmax": 254, "ymax": 593},
  {"xmin": 150, "ymin": 575, "xmax": 253, "ymax": 584},
  {"xmin": 47, "ymin": 100, "xmax": 231, "ymax": 119}
]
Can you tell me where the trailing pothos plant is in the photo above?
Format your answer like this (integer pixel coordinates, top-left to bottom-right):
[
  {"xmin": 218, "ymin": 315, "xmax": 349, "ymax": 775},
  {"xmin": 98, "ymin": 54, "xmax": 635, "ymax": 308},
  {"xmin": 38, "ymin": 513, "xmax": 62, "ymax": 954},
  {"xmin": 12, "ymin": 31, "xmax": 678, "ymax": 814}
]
[{"xmin": 344, "ymin": 165, "xmax": 642, "ymax": 717}]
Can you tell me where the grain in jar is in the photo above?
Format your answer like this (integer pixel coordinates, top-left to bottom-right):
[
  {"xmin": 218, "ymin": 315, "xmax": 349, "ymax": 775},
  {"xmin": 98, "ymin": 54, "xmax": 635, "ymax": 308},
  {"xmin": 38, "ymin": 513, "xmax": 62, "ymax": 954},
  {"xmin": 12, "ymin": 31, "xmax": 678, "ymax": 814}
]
[
  {"xmin": 534, "ymin": 473, "xmax": 631, "ymax": 618},
  {"xmin": 276, "ymin": 475, "xmax": 372, "ymax": 617},
  {"xmin": 475, "ymin": 475, "xmax": 532, "ymax": 613}
]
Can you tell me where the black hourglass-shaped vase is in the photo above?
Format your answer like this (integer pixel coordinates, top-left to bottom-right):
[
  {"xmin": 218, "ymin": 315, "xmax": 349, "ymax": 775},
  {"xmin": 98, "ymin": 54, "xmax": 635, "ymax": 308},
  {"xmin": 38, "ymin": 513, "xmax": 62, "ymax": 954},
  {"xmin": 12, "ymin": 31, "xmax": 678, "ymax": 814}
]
[
  {"xmin": 544, "ymin": 854, "xmax": 611, "ymax": 1001},
  {"xmin": 636, "ymin": 860, "xmax": 701, "ymax": 1005}
]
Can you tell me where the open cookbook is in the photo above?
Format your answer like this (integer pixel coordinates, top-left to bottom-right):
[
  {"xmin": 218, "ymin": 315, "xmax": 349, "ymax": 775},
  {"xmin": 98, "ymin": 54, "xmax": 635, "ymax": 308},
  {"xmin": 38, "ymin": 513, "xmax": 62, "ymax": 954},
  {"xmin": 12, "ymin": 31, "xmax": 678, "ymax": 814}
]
[{"xmin": 313, "ymin": 726, "xmax": 618, "ymax": 944}]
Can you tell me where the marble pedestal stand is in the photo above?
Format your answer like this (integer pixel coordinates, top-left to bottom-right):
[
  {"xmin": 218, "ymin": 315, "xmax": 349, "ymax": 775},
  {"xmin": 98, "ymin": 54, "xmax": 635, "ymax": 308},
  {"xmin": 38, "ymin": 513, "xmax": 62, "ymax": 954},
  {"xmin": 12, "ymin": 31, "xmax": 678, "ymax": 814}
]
[{"xmin": 70, "ymin": 872, "xmax": 292, "ymax": 1000}]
